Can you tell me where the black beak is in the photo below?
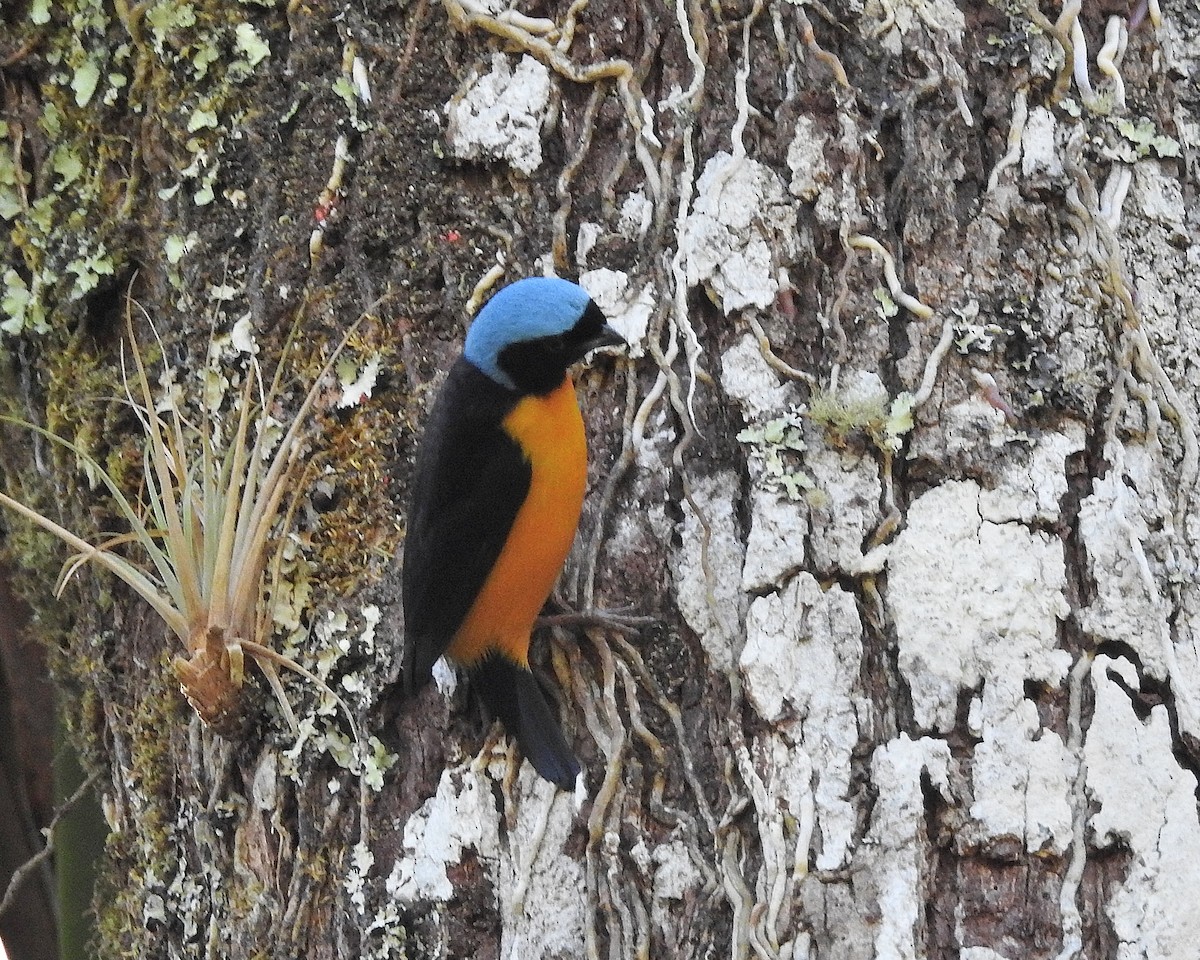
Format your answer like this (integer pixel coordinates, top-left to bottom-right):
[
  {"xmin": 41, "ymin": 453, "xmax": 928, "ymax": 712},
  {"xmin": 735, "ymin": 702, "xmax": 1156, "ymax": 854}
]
[{"xmin": 584, "ymin": 323, "xmax": 627, "ymax": 352}]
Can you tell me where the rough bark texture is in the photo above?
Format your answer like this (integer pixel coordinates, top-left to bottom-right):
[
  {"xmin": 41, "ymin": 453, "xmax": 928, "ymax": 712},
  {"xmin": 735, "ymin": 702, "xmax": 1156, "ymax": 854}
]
[{"xmin": 2, "ymin": 0, "xmax": 1199, "ymax": 958}]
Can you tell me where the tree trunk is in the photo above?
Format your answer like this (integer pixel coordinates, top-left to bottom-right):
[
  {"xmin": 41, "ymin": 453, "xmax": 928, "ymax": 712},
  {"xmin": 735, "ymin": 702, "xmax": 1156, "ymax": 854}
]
[{"xmin": 2, "ymin": 0, "xmax": 1199, "ymax": 958}]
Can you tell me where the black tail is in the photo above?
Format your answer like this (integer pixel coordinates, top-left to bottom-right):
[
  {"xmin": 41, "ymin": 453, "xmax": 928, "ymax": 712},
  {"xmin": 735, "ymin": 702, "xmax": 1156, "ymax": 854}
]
[{"xmin": 473, "ymin": 655, "xmax": 580, "ymax": 790}]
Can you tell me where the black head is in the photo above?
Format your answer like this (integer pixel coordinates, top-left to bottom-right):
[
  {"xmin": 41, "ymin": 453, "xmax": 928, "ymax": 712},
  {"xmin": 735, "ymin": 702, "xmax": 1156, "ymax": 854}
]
[{"xmin": 497, "ymin": 299, "xmax": 625, "ymax": 395}]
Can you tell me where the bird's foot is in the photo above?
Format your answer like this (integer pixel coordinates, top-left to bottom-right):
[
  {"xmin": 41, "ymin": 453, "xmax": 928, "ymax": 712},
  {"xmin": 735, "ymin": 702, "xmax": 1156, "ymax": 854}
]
[{"xmin": 536, "ymin": 606, "xmax": 656, "ymax": 635}]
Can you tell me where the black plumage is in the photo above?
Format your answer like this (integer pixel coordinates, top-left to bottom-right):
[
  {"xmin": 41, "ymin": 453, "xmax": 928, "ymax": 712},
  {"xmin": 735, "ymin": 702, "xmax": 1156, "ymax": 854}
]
[{"xmin": 402, "ymin": 359, "xmax": 529, "ymax": 688}]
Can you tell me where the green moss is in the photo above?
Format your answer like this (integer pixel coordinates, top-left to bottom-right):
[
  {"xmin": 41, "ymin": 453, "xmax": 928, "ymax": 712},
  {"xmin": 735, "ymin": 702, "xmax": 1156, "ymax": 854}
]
[
  {"xmin": 128, "ymin": 657, "xmax": 186, "ymax": 794},
  {"xmin": 808, "ymin": 389, "xmax": 915, "ymax": 454},
  {"xmin": 1, "ymin": 326, "xmax": 170, "ymax": 714}
]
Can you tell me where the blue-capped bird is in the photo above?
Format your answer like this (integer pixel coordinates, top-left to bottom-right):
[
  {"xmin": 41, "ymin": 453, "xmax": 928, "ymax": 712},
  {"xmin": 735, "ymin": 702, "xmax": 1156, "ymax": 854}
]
[{"xmin": 402, "ymin": 276, "xmax": 625, "ymax": 789}]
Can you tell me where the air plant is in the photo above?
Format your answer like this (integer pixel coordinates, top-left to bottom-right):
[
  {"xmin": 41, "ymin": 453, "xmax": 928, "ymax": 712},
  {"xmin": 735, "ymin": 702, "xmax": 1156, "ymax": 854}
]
[{"xmin": 0, "ymin": 294, "xmax": 365, "ymax": 741}]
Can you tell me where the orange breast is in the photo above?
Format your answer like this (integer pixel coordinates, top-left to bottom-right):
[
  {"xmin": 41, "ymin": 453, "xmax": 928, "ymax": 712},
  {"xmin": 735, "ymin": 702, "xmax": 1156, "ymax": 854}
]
[{"xmin": 448, "ymin": 377, "xmax": 587, "ymax": 667}]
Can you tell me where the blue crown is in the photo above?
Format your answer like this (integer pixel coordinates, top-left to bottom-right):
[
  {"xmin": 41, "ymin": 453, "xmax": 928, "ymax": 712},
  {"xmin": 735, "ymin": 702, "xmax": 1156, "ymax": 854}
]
[{"xmin": 464, "ymin": 277, "xmax": 591, "ymax": 389}]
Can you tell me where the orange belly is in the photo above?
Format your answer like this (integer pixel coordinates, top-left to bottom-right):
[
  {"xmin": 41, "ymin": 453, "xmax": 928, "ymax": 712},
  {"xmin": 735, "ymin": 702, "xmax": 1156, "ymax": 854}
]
[{"xmin": 448, "ymin": 377, "xmax": 587, "ymax": 667}]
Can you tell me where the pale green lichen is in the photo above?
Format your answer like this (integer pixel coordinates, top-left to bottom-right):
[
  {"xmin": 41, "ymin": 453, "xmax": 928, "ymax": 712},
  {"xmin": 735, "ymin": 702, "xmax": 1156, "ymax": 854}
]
[
  {"xmin": 0, "ymin": 122, "xmax": 24, "ymax": 220},
  {"xmin": 332, "ymin": 74, "xmax": 371, "ymax": 133},
  {"xmin": 146, "ymin": 1, "xmax": 200, "ymax": 52},
  {"xmin": 1108, "ymin": 116, "xmax": 1181, "ymax": 162},
  {"xmin": 51, "ymin": 146, "xmax": 85, "ymax": 189},
  {"xmin": 163, "ymin": 231, "xmax": 199, "ymax": 265},
  {"xmin": 276, "ymin": 605, "xmax": 396, "ymax": 792},
  {"xmin": 873, "ymin": 285, "xmax": 899, "ymax": 319},
  {"xmin": 71, "ymin": 57, "xmax": 102, "ymax": 107},
  {"xmin": 281, "ymin": 716, "xmax": 396, "ymax": 793},
  {"xmin": 883, "ymin": 393, "xmax": 916, "ymax": 447},
  {"xmin": 232, "ymin": 22, "xmax": 270, "ymax": 69},
  {"xmin": 952, "ymin": 301, "xmax": 1005, "ymax": 354},
  {"xmin": 954, "ymin": 323, "xmax": 1005, "ymax": 353},
  {"xmin": 64, "ymin": 243, "xmax": 115, "ymax": 298},
  {"xmin": 1, "ymin": 269, "xmax": 48, "ymax": 335},
  {"xmin": 332, "ymin": 75, "xmax": 358, "ymax": 112},
  {"xmin": 737, "ymin": 410, "xmax": 817, "ymax": 502},
  {"xmin": 0, "ymin": 4, "xmax": 355, "ymax": 953},
  {"xmin": 187, "ymin": 106, "xmax": 219, "ymax": 132}
]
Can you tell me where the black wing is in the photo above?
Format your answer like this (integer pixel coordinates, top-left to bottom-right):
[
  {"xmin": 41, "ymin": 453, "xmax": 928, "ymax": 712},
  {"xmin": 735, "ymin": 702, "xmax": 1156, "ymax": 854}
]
[{"xmin": 401, "ymin": 359, "xmax": 530, "ymax": 691}]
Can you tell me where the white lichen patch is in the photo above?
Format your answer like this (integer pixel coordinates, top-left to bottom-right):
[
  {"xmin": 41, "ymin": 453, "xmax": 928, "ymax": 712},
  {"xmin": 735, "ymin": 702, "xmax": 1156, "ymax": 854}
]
[
  {"xmin": 1123, "ymin": 180, "xmax": 1197, "ymax": 374},
  {"xmin": 861, "ymin": 735, "xmax": 953, "ymax": 960},
  {"xmin": 905, "ymin": 395, "xmax": 1010, "ymax": 467},
  {"xmin": 389, "ymin": 768, "xmax": 501, "ymax": 903},
  {"xmin": 680, "ymin": 152, "xmax": 798, "ymax": 313},
  {"xmin": 805, "ymin": 443, "xmax": 883, "ymax": 577},
  {"xmin": 580, "ymin": 268, "xmax": 654, "ymax": 357},
  {"xmin": 617, "ymin": 191, "xmax": 653, "ymax": 241},
  {"xmin": 742, "ymin": 574, "xmax": 864, "ymax": 868},
  {"xmin": 961, "ymin": 949, "xmax": 1013, "ymax": 960},
  {"xmin": 337, "ymin": 352, "xmax": 382, "ymax": 408},
  {"xmin": 721, "ymin": 334, "xmax": 794, "ymax": 420},
  {"xmin": 786, "ymin": 116, "xmax": 832, "ymax": 201},
  {"xmin": 445, "ymin": 54, "xmax": 550, "ymax": 175},
  {"xmin": 887, "ymin": 480, "xmax": 1071, "ymax": 733},
  {"xmin": 742, "ymin": 574, "xmax": 861, "ymax": 721},
  {"xmin": 669, "ymin": 472, "xmax": 746, "ymax": 671},
  {"xmin": 896, "ymin": 441, "xmax": 1080, "ymax": 859},
  {"xmin": 575, "ymin": 221, "xmax": 603, "ymax": 267},
  {"xmin": 808, "ymin": 111, "xmax": 869, "ymax": 228},
  {"xmin": 979, "ymin": 424, "xmax": 1085, "ymax": 524},
  {"xmin": 965, "ymin": 681, "xmax": 1073, "ymax": 854},
  {"xmin": 651, "ymin": 838, "xmax": 703, "ymax": 901},
  {"xmin": 742, "ymin": 487, "xmax": 807, "ymax": 592},
  {"xmin": 632, "ymin": 407, "xmax": 676, "ymax": 475},
  {"xmin": 1077, "ymin": 441, "xmax": 1200, "ymax": 746},
  {"xmin": 1085, "ymin": 655, "xmax": 1200, "ymax": 960},
  {"xmin": 734, "ymin": 396, "xmax": 810, "ymax": 589},
  {"xmin": 1133, "ymin": 160, "xmax": 1189, "ymax": 238},
  {"xmin": 863, "ymin": 0, "xmax": 966, "ymax": 50},
  {"xmin": 230, "ymin": 313, "xmax": 257, "ymax": 354},
  {"xmin": 389, "ymin": 768, "xmax": 583, "ymax": 952},
  {"xmin": 1076, "ymin": 446, "xmax": 1174, "ymax": 678},
  {"xmin": 431, "ymin": 655, "xmax": 459, "ymax": 697},
  {"xmin": 650, "ymin": 838, "xmax": 706, "ymax": 951},
  {"xmin": 1021, "ymin": 107, "xmax": 1064, "ymax": 185},
  {"xmin": 345, "ymin": 842, "xmax": 375, "ymax": 914},
  {"xmin": 497, "ymin": 771, "xmax": 586, "ymax": 957}
]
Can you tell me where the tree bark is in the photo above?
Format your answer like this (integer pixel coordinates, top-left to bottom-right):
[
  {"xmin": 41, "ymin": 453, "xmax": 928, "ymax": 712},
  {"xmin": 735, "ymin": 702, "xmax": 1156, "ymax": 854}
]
[{"xmin": 2, "ymin": 0, "xmax": 1199, "ymax": 958}]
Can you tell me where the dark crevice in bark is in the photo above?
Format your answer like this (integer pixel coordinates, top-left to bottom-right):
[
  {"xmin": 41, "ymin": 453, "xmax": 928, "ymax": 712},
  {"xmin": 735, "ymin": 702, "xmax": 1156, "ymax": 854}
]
[
  {"xmin": 1094, "ymin": 639, "xmax": 1200, "ymax": 803},
  {"xmin": 920, "ymin": 768, "xmax": 956, "ymax": 960}
]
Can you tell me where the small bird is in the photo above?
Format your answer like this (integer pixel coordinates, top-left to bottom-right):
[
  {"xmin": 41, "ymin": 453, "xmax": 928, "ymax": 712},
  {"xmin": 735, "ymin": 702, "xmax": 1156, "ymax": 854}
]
[{"xmin": 402, "ymin": 276, "xmax": 625, "ymax": 789}]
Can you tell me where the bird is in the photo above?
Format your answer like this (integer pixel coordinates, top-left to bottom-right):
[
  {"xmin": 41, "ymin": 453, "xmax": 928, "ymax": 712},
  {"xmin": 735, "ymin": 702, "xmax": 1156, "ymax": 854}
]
[{"xmin": 402, "ymin": 276, "xmax": 625, "ymax": 789}]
